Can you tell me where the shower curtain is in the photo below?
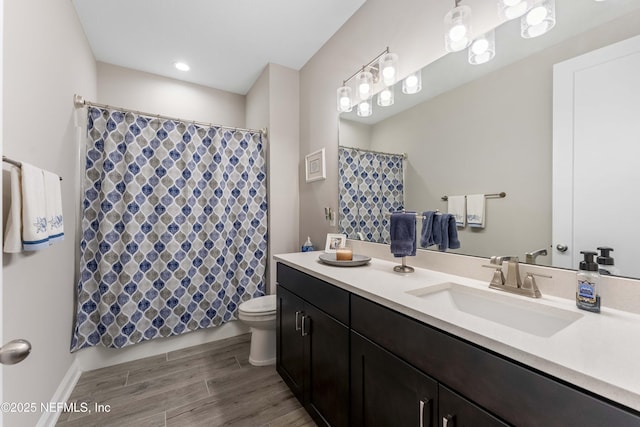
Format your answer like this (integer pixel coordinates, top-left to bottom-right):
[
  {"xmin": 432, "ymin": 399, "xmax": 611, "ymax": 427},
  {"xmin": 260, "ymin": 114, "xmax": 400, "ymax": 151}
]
[
  {"xmin": 338, "ymin": 147, "xmax": 404, "ymax": 244},
  {"xmin": 71, "ymin": 107, "xmax": 267, "ymax": 351}
]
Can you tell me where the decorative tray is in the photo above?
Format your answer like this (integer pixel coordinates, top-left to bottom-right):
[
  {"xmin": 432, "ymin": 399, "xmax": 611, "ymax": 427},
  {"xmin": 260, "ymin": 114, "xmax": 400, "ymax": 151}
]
[{"xmin": 318, "ymin": 253, "xmax": 371, "ymax": 267}]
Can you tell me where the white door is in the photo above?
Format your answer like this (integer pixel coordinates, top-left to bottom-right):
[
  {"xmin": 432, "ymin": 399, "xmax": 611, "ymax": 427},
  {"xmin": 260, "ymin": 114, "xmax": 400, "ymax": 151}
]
[{"xmin": 553, "ymin": 34, "xmax": 640, "ymax": 277}]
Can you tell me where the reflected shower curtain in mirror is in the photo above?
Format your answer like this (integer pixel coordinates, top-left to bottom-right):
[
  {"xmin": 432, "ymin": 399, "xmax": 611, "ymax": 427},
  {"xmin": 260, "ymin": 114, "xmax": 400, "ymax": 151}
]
[
  {"xmin": 71, "ymin": 107, "xmax": 267, "ymax": 350},
  {"xmin": 339, "ymin": 147, "xmax": 404, "ymax": 243}
]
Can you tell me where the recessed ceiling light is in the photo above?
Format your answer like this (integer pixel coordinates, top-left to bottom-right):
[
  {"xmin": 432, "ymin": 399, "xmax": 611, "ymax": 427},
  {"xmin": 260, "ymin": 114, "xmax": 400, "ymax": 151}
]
[{"xmin": 174, "ymin": 62, "xmax": 190, "ymax": 71}]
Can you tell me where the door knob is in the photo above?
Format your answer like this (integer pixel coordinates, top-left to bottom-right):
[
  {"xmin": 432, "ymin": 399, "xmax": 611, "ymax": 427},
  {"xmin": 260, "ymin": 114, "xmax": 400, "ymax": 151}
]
[
  {"xmin": 0, "ymin": 339, "xmax": 31, "ymax": 365},
  {"xmin": 556, "ymin": 244, "xmax": 568, "ymax": 253}
]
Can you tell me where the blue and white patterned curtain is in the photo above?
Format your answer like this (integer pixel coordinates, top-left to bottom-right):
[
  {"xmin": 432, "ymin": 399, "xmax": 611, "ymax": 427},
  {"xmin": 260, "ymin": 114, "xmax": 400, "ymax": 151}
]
[
  {"xmin": 338, "ymin": 147, "xmax": 404, "ymax": 244},
  {"xmin": 71, "ymin": 107, "xmax": 268, "ymax": 351}
]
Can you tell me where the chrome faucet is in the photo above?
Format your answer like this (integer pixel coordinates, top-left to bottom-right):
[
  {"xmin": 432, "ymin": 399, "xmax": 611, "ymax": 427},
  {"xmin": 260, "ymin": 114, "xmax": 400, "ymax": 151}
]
[
  {"xmin": 483, "ymin": 256, "xmax": 549, "ymax": 298},
  {"xmin": 525, "ymin": 248, "xmax": 548, "ymax": 264}
]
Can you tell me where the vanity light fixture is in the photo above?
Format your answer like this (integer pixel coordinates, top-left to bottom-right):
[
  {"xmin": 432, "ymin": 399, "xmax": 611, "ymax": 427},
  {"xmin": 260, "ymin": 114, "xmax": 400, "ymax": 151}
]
[
  {"xmin": 402, "ymin": 71, "xmax": 422, "ymax": 95},
  {"xmin": 337, "ymin": 86, "xmax": 353, "ymax": 112},
  {"xmin": 379, "ymin": 52, "xmax": 399, "ymax": 86},
  {"xmin": 498, "ymin": 0, "xmax": 530, "ymax": 20},
  {"xmin": 174, "ymin": 62, "xmax": 190, "ymax": 71},
  {"xmin": 356, "ymin": 69, "xmax": 374, "ymax": 100},
  {"xmin": 357, "ymin": 99, "xmax": 373, "ymax": 117},
  {"xmin": 377, "ymin": 85, "xmax": 395, "ymax": 107},
  {"xmin": 444, "ymin": 0, "xmax": 473, "ymax": 52},
  {"xmin": 336, "ymin": 47, "xmax": 400, "ymax": 112},
  {"xmin": 468, "ymin": 30, "xmax": 496, "ymax": 65},
  {"xmin": 521, "ymin": 0, "xmax": 556, "ymax": 39}
]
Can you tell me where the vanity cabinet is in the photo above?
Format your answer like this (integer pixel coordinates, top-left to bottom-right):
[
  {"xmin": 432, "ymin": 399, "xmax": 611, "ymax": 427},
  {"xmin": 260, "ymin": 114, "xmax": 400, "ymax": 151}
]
[
  {"xmin": 351, "ymin": 331, "xmax": 438, "ymax": 427},
  {"xmin": 351, "ymin": 331, "xmax": 507, "ymax": 427},
  {"xmin": 351, "ymin": 294, "xmax": 640, "ymax": 427},
  {"xmin": 276, "ymin": 262, "xmax": 640, "ymax": 427},
  {"xmin": 276, "ymin": 263, "xmax": 350, "ymax": 427}
]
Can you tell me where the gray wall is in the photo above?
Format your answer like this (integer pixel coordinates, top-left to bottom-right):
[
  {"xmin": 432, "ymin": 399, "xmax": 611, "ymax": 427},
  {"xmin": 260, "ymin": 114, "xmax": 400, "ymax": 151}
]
[
  {"xmin": 2, "ymin": 0, "xmax": 96, "ymax": 426},
  {"xmin": 246, "ymin": 63, "xmax": 301, "ymax": 293}
]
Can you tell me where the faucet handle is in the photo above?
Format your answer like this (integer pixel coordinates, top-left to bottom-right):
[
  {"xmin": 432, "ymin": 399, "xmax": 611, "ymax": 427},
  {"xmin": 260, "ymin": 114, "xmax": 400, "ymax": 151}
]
[
  {"xmin": 522, "ymin": 272, "xmax": 551, "ymax": 298},
  {"xmin": 482, "ymin": 264, "xmax": 505, "ymax": 287}
]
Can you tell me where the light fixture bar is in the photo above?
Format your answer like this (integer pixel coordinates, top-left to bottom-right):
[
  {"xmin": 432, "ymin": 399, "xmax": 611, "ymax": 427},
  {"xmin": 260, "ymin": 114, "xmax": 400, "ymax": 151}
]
[{"xmin": 340, "ymin": 47, "xmax": 390, "ymax": 87}]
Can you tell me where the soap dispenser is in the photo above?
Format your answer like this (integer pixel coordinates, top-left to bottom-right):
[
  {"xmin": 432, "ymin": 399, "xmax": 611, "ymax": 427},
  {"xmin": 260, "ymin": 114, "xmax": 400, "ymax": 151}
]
[
  {"xmin": 597, "ymin": 246, "xmax": 619, "ymax": 276},
  {"xmin": 576, "ymin": 251, "xmax": 600, "ymax": 313},
  {"xmin": 301, "ymin": 236, "xmax": 314, "ymax": 252}
]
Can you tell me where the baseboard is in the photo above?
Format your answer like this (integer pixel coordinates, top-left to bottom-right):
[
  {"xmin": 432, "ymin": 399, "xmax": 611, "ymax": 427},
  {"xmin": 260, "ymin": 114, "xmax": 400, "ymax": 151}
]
[
  {"xmin": 36, "ymin": 359, "xmax": 82, "ymax": 427},
  {"xmin": 75, "ymin": 320, "xmax": 250, "ymax": 371}
]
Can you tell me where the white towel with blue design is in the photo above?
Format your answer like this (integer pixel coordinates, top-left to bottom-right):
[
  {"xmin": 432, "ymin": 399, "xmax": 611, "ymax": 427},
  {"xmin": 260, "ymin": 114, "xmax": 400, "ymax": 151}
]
[
  {"xmin": 466, "ymin": 193, "xmax": 486, "ymax": 228},
  {"xmin": 44, "ymin": 170, "xmax": 64, "ymax": 243},
  {"xmin": 21, "ymin": 163, "xmax": 50, "ymax": 250},
  {"xmin": 16, "ymin": 163, "xmax": 63, "ymax": 250},
  {"xmin": 447, "ymin": 195, "xmax": 466, "ymax": 228}
]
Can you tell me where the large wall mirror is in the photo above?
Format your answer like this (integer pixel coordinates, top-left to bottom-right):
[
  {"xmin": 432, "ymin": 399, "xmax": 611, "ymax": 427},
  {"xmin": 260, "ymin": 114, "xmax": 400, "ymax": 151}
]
[{"xmin": 338, "ymin": 0, "xmax": 640, "ymax": 278}]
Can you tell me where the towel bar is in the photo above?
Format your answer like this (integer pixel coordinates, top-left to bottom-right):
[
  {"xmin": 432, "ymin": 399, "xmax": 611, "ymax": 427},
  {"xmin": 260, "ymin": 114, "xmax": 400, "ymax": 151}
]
[
  {"xmin": 2, "ymin": 156, "xmax": 63, "ymax": 181},
  {"xmin": 441, "ymin": 192, "xmax": 505, "ymax": 201}
]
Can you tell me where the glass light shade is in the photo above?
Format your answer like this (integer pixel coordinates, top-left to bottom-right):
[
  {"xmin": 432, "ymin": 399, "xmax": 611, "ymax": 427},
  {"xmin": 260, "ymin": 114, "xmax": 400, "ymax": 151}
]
[
  {"xmin": 402, "ymin": 71, "xmax": 422, "ymax": 95},
  {"xmin": 377, "ymin": 85, "xmax": 395, "ymax": 107},
  {"xmin": 521, "ymin": 0, "xmax": 556, "ymax": 39},
  {"xmin": 357, "ymin": 99, "xmax": 373, "ymax": 117},
  {"xmin": 468, "ymin": 30, "xmax": 496, "ymax": 65},
  {"xmin": 498, "ymin": 0, "xmax": 530, "ymax": 20},
  {"xmin": 444, "ymin": 5, "xmax": 472, "ymax": 52},
  {"xmin": 336, "ymin": 86, "xmax": 353, "ymax": 112},
  {"xmin": 356, "ymin": 70, "xmax": 374, "ymax": 100},
  {"xmin": 379, "ymin": 52, "xmax": 399, "ymax": 86}
]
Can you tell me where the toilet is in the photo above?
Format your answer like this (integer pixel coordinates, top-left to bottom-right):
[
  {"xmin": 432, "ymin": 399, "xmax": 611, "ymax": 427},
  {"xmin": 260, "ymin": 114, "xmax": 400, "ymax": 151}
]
[{"xmin": 238, "ymin": 294, "xmax": 277, "ymax": 366}]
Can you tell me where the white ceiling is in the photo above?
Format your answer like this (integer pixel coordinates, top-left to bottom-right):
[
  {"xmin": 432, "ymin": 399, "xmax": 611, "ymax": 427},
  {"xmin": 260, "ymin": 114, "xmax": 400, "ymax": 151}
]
[{"xmin": 72, "ymin": 0, "xmax": 367, "ymax": 95}]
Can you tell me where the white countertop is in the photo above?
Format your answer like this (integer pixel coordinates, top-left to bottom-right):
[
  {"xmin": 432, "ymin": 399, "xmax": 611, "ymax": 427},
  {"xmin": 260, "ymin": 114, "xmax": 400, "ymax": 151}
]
[{"xmin": 274, "ymin": 252, "xmax": 640, "ymax": 412}]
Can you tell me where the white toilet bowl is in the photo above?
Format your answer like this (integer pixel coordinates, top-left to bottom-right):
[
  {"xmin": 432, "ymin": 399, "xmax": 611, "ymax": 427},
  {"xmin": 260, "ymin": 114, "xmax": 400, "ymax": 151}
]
[{"xmin": 238, "ymin": 294, "xmax": 277, "ymax": 366}]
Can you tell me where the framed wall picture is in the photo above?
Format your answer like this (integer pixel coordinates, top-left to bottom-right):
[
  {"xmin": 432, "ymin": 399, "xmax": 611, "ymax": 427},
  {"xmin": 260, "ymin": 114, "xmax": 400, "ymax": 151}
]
[
  {"xmin": 305, "ymin": 148, "xmax": 326, "ymax": 182},
  {"xmin": 325, "ymin": 233, "xmax": 346, "ymax": 253}
]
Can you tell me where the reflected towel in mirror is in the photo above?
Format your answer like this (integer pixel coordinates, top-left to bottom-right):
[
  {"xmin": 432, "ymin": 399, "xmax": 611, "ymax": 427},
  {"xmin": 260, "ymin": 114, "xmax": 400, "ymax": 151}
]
[{"xmin": 448, "ymin": 195, "xmax": 466, "ymax": 227}]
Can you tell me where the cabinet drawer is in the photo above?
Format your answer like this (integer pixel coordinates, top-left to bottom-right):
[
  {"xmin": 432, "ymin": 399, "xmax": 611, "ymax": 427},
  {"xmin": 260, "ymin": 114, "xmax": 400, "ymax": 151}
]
[
  {"xmin": 277, "ymin": 263, "xmax": 349, "ymax": 325},
  {"xmin": 351, "ymin": 294, "xmax": 640, "ymax": 427}
]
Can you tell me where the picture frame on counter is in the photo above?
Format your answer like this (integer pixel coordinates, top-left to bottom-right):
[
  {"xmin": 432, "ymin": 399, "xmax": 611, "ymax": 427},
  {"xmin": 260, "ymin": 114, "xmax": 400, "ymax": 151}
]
[{"xmin": 325, "ymin": 233, "xmax": 346, "ymax": 253}]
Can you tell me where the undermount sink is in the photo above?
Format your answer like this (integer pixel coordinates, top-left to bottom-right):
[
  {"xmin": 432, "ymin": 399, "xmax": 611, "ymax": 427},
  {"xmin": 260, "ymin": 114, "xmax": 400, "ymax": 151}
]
[{"xmin": 406, "ymin": 282, "xmax": 583, "ymax": 338}]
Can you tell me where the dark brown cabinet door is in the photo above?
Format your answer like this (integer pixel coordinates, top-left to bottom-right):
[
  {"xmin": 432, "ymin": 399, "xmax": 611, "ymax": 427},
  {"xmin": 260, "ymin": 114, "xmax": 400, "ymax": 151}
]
[
  {"xmin": 438, "ymin": 385, "xmax": 509, "ymax": 427},
  {"xmin": 303, "ymin": 302, "xmax": 350, "ymax": 427},
  {"xmin": 276, "ymin": 285, "xmax": 305, "ymax": 399},
  {"xmin": 351, "ymin": 331, "xmax": 438, "ymax": 427}
]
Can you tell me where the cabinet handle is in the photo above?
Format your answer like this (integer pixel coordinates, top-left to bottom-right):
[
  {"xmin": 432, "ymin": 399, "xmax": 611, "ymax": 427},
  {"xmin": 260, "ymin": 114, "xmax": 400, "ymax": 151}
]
[
  {"xmin": 295, "ymin": 311, "xmax": 302, "ymax": 331},
  {"xmin": 419, "ymin": 398, "xmax": 432, "ymax": 427},
  {"xmin": 443, "ymin": 414, "xmax": 455, "ymax": 427},
  {"xmin": 301, "ymin": 315, "xmax": 310, "ymax": 336}
]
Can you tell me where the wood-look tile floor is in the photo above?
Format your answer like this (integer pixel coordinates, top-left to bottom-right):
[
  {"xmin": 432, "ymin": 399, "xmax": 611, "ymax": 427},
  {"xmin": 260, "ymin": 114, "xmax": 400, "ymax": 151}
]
[{"xmin": 56, "ymin": 334, "xmax": 316, "ymax": 427}]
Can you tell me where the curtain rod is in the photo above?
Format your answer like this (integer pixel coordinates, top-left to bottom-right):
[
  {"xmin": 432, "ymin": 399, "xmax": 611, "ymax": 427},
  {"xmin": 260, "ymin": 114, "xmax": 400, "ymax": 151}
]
[
  {"xmin": 73, "ymin": 94, "xmax": 267, "ymax": 137},
  {"xmin": 3, "ymin": 156, "xmax": 63, "ymax": 181},
  {"xmin": 339, "ymin": 145, "xmax": 407, "ymax": 159}
]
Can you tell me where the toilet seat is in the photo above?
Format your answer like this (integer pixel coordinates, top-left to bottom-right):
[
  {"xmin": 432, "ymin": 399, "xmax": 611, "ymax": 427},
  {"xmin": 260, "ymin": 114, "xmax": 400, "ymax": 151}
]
[{"xmin": 238, "ymin": 295, "xmax": 276, "ymax": 316}]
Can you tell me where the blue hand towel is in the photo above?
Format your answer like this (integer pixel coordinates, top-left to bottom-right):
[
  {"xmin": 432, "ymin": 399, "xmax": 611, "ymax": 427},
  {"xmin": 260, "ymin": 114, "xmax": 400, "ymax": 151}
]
[
  {"xmin": 390, "ymin": 212, "xmax": 416, "ymax": 257},
  {"xmin": 419, "ymin": 211, "xmax": 436, "ymax": 248},
  {"xmin": 432, "ymin": 214, "xmax": 443, "ymax": 247},
  {"xmin": 438, "ymin": 214, "xmax": 461, "ymax": 252}
]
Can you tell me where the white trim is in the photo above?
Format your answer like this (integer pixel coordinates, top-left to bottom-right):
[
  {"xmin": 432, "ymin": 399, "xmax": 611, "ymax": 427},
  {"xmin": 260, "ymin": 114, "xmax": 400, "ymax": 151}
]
[{"xmin": 36, "ymin": 359, "xmax": 82, "ymax": 427}]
